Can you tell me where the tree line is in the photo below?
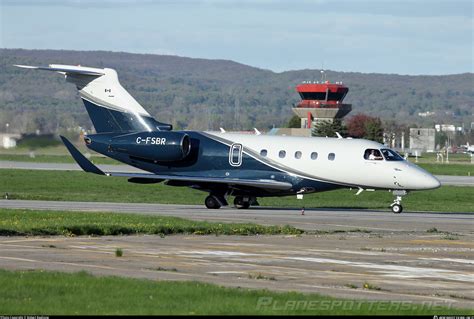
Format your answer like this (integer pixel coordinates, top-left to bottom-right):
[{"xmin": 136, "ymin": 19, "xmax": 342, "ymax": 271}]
[{"xmin": 0, "ymin": 49, "xmax": 472, "ymax": 136}]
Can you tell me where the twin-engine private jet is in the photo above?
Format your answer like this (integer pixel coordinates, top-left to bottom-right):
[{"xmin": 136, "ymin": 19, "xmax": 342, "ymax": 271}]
[{"xmin": 16, "ymin": 64, "xmax": 441, "ymax": 213}]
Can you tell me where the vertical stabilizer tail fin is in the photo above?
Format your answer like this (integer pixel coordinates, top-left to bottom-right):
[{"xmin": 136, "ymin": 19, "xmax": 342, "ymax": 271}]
[{"xmin": 15, "ymin": 64, "xmax": 172, "ymax": 133}]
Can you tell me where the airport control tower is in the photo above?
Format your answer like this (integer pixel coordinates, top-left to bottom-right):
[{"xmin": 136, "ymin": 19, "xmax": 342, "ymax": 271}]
[{"xmin": 292, "ymin": 78, "xmax": 352, "ymax": 129}]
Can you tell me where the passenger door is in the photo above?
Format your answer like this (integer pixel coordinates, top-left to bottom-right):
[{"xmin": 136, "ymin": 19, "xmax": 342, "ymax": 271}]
[{"xmin": 229, "ymin": 143, "xmax": 243, "ymax": 167}]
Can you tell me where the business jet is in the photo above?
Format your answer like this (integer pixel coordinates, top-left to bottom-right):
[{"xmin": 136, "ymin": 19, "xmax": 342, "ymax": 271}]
[{"xmin": 16, "ymin": 64, "xmax": 441, "ymax": 213}]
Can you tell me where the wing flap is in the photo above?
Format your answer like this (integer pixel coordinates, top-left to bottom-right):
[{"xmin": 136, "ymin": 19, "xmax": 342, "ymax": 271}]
[{"xmin": 109, "ymin": 172, "xmax": 292, "ymax": 190}]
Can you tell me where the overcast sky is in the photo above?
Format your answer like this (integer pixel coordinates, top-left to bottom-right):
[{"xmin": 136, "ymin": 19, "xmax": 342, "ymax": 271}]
[{"xmin": 1, "ymin": 0, "xmax": 472, "ymax": 75}]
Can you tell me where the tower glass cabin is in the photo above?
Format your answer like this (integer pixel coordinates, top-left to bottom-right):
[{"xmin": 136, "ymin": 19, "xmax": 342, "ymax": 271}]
[{"xmin": 292, "ymin": 81, "xmax": 352, "ymax": 128}]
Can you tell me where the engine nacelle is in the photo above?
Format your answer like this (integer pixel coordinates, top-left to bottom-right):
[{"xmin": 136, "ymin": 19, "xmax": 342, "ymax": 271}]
[{"xmin": 110, "ymin": 131, "xmax": 191, "ymax": 162}]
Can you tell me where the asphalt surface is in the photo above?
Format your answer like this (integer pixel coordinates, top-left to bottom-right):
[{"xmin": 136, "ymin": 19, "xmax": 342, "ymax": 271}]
[
  {"xmin": 1, "ymin": 199, "xmax": 473, "ymax": 233},
  {"xmin": 1, "ymin": 160, "xmax": 473, "ymax": 186},
  {"xmin": 0, "ymin": 233, "xmax": 472, "ymax": 309}
]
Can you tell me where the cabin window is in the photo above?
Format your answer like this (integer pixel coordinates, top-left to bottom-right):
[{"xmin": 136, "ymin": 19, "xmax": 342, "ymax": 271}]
[
  {"xmin": 260, "ymin": 149, "xmax": 267, "ymax": 157},
  {"xmin": 310, "ymin": 152, "xmax": 318, "ymax": 160},
  {"xmin": 381, "ymin": 149, "xmax": 404, "ymax": 161},
  {"xmin": 364, "ymin": 149, "xmax": 383, "ymax": 161},
  {"xmin": 279, "ymin": 150, "xmax": 286, "ymax": 158},
  {"xmin": 328, "ymin": 153, "xmax": 336, "ymax": 161},
  {"xmin": 295, "ymin": 151, "xmax": 302, "ymax": 159}
]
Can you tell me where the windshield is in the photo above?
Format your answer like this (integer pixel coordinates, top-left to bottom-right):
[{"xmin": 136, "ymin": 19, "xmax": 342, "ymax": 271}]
[
  {"xmin": 364, "ymin": 148, "xmax": 383, "ymax": 160},
  {"xmin": 381, "ymin": 149, "xmax": 404, "ymax": 161}
]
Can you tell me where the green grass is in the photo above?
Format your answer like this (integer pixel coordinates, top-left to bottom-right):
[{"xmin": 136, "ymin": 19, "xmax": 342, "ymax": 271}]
[
  {"xmin": 0, "ymin": 209, "xmax": 302, "ymax": 236},
  {"xmin": 0, "ymin": 169, "xmax": 205, "ymax": 204},
  {"xmin": 3, "ymin": 169, "xmax": 472, "ymax": 212},
  {"xmin": 417, "ymin": 163, "xmax": 473, "ymax": 176},
  {"xmin": 16, "ymin": 135, "xmax": 62, "ymax": 149},
  {"xmin": 0, "ymin": 269, "xmax": 468, "ymax": 315},
  {"xmin": 406, "ymin": 153, "xmax": 474, "ymax": 175},
  {"xmin": 408, "ymin": 152, "xmax": 472, "ymax": 164},
  {"xmin": 362, "ymin": 282, "xmax": 382, "ymax": 291},
  {"xmin": 0, "ymin": 143, "xmax": 79, "ymax": 156},
  {"xmin": 0, "ymin": 153, "xmax": 121, "ymax": 165}
]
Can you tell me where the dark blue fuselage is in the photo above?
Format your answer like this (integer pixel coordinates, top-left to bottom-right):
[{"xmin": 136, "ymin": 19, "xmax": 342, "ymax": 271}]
[{"xmin": 85, "ymin": 131, "xmax": 342, "ymax": 197}]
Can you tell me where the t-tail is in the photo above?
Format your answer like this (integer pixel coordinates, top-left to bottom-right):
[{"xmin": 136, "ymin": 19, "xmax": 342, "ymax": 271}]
[{"xmin": 14, "ymin": 64, "xmax": 172, "ymax": 133}]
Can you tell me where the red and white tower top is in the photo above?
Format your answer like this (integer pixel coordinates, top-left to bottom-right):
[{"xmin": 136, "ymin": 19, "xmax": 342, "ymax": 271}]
[{"xmin": 292, "ymin": 79, "xmax": 352, "ymax": 128}]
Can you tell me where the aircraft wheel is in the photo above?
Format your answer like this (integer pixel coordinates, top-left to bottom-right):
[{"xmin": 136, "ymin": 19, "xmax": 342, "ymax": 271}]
[
  {"xmin": 234, "ymin": 196, "xmax": 250, "ymax": 209},
  {"xmin": 205, "ymin": 195, "xmax": 221, "ymax": 209},
  {"xmin": 391, "ymin": 204, "xmax": 403, "ymax": 214}
]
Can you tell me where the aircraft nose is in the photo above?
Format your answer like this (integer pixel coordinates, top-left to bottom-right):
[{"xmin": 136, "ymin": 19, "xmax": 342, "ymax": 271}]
[
  {"xmin": 417, "ymin": 171, "xmax": 441, "ymax": 190},
  {"xmin": 425, "ymin": 174, "xmax": 441, "ymax": 189}
]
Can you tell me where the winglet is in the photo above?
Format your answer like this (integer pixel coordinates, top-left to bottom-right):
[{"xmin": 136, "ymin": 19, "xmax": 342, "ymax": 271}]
[{"xmin": 60, "ymin": 136, "xmax": 105, "ymax": 175}]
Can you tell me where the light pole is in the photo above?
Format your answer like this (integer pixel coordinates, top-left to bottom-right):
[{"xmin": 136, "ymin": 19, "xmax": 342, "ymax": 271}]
[
  {"xmin": 446, "ymin": 135, "xmax": 450, "ymax": 164},
  {"xmin": 5, "ymin": 123, "xmax": 9, "ymax": 134}
]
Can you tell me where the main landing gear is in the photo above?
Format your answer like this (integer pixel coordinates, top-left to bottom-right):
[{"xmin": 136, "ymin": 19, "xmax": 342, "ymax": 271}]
[
  {"xmin": 233, "ymin": 196, "xmax": 250, "ymax": 209},
  {"xmin": 204, "ymin": 194, "xmax": 227, "ymax": 209},
  {"xmin": 204, "ymin": 195, "xmax": 257, "ymax": 209},
  {"xmin": 390, "ymin": 190, "xmax": 407, "ymax": 214}
]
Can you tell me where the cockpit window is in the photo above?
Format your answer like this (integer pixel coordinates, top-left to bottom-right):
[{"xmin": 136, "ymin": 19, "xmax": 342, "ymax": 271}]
[
  {"xmin": 364, "ymin": 149, "xmax": 383, "ymax": 160},
  {"xmin": 381, "ymin": 149, "xmax": 404, "ymax": 161}
]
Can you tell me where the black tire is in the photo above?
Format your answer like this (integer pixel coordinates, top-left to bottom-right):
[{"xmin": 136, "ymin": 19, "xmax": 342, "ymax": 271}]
[
  {"xmin": 205, "ymin": 195, "xmax": 221, "ymax": 209},
  {"xmin": 391, "ymin": 204, "xmax": 403, "ymax": 214},
  {"xmin": 234, "ymin": 196, "xmax": 250, "ymax": 209}
]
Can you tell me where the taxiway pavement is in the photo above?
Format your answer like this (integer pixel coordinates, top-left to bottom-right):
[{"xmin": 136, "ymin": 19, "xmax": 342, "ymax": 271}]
[{"xmin": 0, "ymin": 233, "xmax": 472, "ymax": 309}]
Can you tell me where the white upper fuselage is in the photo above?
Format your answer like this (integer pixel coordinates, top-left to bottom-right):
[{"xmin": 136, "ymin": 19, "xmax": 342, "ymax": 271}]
[{"xmin": 207, "ymin": 132, "xmax": 441, "ymax": 191}]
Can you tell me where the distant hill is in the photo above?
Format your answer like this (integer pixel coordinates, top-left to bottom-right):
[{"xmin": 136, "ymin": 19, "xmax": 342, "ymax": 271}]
[{"xmin": 0, "ymin": 48, "xmax": 472, "ymax": 134}]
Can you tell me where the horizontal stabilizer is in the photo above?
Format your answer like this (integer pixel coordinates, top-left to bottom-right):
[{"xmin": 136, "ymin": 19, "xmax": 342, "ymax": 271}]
[
  {"xmin": 60, "ymin": 136, "xmax": 105, "ymax": 175},
  {"xmin": 14, "ymin": 64, "xmax": 104, "ymax": 76}
]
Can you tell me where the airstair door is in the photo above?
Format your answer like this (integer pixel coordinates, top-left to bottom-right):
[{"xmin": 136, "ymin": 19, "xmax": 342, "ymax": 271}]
[{"xmin": 229, "ymin": 143, "xmax": 243, "ymax": 167}]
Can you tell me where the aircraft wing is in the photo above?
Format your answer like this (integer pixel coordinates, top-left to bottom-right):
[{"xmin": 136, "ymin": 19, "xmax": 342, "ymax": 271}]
[{"xmin": 60, "ymin": 136, "xmax": 292, "ymax": 191}]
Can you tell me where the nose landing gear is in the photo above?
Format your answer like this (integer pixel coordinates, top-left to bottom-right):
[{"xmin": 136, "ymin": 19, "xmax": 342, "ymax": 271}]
[
  {"xmin": 390, "ymin": 190, "xmax": 407, "ymax": 214},
  {"xmin": 391, "ymin": 203, "xmax": 402, "ymax": 214}
]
